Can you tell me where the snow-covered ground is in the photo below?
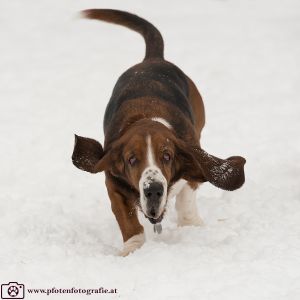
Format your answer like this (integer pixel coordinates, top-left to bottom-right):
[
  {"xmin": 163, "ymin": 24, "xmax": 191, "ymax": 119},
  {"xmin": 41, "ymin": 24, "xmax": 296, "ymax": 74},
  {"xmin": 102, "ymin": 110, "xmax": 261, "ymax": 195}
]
[{"xmin": 1, "ymin": 0, "xmax": 300, "ymax": 299}]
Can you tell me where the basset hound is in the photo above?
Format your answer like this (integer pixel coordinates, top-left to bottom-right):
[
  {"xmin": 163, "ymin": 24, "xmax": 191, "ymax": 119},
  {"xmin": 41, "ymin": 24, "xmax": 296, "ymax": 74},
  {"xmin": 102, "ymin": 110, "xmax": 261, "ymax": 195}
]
[{"xmin": 72, "ymin": 9, "xmax": 246, "ymax": 256}]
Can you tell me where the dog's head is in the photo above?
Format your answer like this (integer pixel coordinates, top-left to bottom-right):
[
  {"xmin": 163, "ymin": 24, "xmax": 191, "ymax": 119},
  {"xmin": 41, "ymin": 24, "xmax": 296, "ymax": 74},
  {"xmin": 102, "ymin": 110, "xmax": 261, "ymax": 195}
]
[{"xmin": 72, "ymin": 120, "xmax": 245, "ymax": 223}]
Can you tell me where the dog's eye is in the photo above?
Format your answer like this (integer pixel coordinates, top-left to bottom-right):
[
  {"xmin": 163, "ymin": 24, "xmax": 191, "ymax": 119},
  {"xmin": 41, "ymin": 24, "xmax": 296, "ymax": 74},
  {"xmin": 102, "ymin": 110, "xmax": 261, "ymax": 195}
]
[
  {"xmin": 128, "ymin": 156, "xmax": 137, "ymax": 166},
  {"xmin": 163, "ymin": 152, "xmax": 171, "ymax": 162}
]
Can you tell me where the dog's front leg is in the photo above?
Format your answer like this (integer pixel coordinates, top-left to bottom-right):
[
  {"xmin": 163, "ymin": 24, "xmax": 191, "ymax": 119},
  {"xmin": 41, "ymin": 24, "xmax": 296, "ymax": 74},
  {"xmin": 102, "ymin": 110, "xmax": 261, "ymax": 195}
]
[
  {"xmin": 175, "ymin": 182, "xmax": 204, "ymax": 227},
  {"xmin": 106, "ymin": 179, "xmax": 144, "ymax": 256}
]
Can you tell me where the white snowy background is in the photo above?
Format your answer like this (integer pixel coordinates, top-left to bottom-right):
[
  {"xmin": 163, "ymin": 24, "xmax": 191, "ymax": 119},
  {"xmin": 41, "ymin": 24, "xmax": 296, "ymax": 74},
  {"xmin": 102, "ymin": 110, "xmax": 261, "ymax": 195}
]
[{"xmin": 1, "ymin": 0, "xmax": 300, "ymax": 299}]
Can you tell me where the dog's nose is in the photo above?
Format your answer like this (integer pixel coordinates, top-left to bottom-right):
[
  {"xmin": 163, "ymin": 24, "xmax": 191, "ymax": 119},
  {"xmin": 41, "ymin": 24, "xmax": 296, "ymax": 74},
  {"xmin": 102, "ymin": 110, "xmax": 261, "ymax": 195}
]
[
  {"xmin": 149, "ymin": 207, "xmax": 157, "ymax": 218},
  {"xmin": 143, "ymin": 182, "xmax": 164, "ymax": 202},
  {"xmin": 143, "ymin": 182, "xmax": 164, "ymax": 219}
]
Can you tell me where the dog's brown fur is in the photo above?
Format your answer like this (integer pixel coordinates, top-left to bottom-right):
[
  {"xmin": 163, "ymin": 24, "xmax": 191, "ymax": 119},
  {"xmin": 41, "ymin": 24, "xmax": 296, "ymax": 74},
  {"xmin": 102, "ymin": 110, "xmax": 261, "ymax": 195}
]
[{"xmin": 72, "ymin": 9, "xmax": 246, "ymax": 253}]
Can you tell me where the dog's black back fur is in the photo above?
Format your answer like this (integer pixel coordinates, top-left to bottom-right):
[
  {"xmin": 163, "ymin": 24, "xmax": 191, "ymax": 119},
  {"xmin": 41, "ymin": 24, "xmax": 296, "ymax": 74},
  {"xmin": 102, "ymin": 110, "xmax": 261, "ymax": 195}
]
[{"xmin": 103, "ymin": 60, "xmax": 193, "ymax": 131}]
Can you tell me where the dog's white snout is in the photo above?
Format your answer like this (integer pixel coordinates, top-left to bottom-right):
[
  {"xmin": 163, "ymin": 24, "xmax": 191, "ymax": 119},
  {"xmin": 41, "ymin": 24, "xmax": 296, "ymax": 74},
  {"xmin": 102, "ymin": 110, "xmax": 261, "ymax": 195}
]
[
  {"xmin": 138, "ymin": 135, "xmax": 168, "ymax": 220},
  {"xmin": 139, "ymin": 166, "xmax": 167, "ymax": 218}
]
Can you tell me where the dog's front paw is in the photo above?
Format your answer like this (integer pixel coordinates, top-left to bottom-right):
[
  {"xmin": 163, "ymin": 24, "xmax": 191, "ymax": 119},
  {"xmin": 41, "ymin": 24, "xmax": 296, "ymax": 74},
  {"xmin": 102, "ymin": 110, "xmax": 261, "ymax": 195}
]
[
  {"xmin": 119, "ymin": 233, "xmax": 145, "ymax": 257},
  {"xmin": 178, "ymin": 215, "xmax": 204, "ymax": 227}
]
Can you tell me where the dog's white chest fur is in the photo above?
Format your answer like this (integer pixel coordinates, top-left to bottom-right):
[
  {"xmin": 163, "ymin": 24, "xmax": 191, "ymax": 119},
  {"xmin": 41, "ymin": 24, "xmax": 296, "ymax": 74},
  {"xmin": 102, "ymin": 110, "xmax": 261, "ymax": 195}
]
[{"xmin": 168, "ymin": 179, "xmax": 187, "ymax": 200}]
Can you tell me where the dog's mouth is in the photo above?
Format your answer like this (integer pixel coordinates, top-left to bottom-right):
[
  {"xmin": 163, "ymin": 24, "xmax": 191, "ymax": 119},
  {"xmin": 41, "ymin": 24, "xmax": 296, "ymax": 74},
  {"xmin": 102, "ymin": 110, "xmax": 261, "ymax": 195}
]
[
  {"xmin": 145, "ymin": 211, "xmax": 164, "ymax": 224},
  {"xmin": 137, "ymin": 190, "xmax": 166, "ymax": 225}
]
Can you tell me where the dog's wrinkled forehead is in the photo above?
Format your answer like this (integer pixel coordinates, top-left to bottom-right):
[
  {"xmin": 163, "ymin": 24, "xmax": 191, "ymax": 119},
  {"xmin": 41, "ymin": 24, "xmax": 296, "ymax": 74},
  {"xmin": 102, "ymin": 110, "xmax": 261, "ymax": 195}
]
[
  {"xmin": 122, "ymin": 134, "xmax": 147, "ymax": 159},
  {"xmin": 121, "ymin": 121, "xmax": 174, "ymax": 161},
  {"xmin": 143, "ymin": 134, "xmax": 170, "ymax": 178},
  {"xmin": 119, "ymin": 122, "xmax": 175, "ymax": 191}
]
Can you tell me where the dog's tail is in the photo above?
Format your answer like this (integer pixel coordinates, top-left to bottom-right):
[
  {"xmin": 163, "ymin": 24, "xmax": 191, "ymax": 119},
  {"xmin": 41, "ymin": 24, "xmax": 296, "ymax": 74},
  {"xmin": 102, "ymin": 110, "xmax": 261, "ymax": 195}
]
[{"xmin": 81, "ymin": 9, "xmax": 164, "ymax": 61}]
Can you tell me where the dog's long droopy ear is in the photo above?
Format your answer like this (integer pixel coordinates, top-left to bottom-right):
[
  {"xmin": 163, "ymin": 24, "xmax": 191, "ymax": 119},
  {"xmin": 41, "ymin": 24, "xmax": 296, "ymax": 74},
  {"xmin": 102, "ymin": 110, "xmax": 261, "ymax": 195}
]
[
  {"xmin": 193, "ymin": 148, "xmax": 246, "ymax": 191},
  {"xmin": 72, "ymin": 135, "xmax": 109, "ymax": 173},
  {"xmin": 175, "ymin": 140, "xmax": 207, "ymax": 183}
]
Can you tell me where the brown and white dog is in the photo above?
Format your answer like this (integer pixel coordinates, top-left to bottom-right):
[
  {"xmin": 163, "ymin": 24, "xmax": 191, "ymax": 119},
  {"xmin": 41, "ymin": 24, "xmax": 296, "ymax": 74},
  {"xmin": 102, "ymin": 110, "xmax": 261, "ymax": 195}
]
[{"xmin": 72, "ymin": 9, "xmax": 246, "ymax": 256}]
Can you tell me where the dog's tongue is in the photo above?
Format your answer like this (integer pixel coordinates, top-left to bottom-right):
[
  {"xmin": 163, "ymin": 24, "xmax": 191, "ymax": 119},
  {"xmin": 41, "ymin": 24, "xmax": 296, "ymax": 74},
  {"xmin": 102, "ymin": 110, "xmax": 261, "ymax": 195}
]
[{"xmin": 153, "ymin": 223, "xmax": 162, "ymax": 234}]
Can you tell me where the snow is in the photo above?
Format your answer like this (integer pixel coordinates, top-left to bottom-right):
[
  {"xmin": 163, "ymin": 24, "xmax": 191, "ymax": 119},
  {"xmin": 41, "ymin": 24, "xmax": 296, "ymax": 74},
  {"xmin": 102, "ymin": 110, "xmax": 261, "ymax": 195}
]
[{"xmin": 1, "ymin": 0, "xmax": 300, "ymax": 299}]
